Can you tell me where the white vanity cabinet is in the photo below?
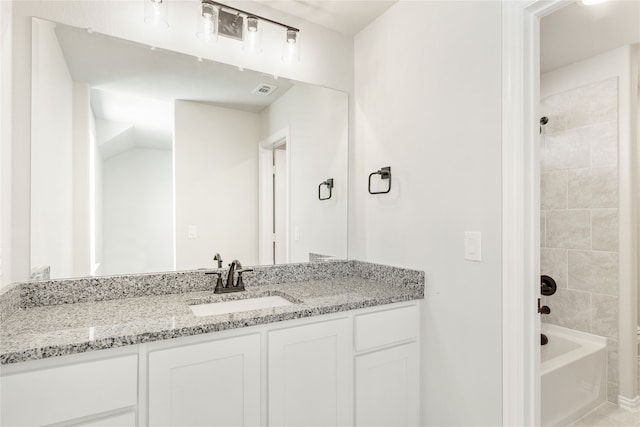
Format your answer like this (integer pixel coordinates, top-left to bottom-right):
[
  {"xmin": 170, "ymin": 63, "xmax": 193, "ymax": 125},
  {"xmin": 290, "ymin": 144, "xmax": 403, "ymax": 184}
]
[
  {"xmin": 147, "ymin": 333, "xmax": 261, "ymax": 427},
  {"xmin": 268, "ymin": 318, "xmax": 351, "ymax": 426},
  {"xmin": 0, "ymin": 352, "xmax": 138, "ymax": 427},
  {"xmin": 354, "ymin": 305, "xmax": 420, "ymax": 427},
  {"xmin": 1, "ymin": 300, "xmax": 420, "ymax": 427},
  {"xmin": 144, "ymin": 301, "xmax": 419, "ymax": 426}
]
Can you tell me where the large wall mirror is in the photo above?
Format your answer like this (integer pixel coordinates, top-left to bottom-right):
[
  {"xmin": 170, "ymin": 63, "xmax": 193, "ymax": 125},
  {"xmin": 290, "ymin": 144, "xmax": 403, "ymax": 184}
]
[{"xmin": 30, "ymin": 18, "xmax": 348, "ymax": 280}]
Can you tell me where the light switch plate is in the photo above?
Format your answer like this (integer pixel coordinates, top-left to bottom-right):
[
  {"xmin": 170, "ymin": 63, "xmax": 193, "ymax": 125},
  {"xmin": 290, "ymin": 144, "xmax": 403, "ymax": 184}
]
[
  {"xmin": 188, "ymin": 225, "xmax": 197, "ymax": 239},
  {"xmin": 465, "ymin": 231, "xmax": 482, "ymax": 262}
]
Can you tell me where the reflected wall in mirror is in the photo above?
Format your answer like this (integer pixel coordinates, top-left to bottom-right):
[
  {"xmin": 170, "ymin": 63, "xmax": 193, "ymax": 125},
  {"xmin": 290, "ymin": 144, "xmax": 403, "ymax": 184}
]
[{"xmin": 30, "ymin": 18, "xmax": 348, "ymax": 280}]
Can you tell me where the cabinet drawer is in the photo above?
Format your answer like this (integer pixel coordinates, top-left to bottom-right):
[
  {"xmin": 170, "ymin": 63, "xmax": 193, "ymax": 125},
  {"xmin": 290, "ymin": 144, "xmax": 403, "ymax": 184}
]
[
  {"xmin": 1, "ymin": 355, "xmax": 137, "ymax": 426},
  {"xmin": 354, "ymin": 304, "xmax": 418, "ymax": 352}
]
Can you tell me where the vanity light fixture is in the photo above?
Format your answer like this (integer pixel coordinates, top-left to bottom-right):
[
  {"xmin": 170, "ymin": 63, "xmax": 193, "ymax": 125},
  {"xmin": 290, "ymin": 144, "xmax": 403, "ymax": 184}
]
[
  {"xmin": 145, "ymin": 0, "xmax": 300, "ymax": 62},
  {"xmin": 201, "ymin": 0, "xmax": 300, "ymax": 61},
  {"xmin": 144, "ymin": 0, "xmax": 169, "ymax": 28},
  {"xmin": 578, "ymin": 0, "xmax": 608, "ymax": 5}
]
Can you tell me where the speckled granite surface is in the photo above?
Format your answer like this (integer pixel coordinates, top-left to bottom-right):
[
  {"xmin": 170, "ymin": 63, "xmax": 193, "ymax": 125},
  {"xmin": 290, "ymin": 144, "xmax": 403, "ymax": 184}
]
[
  {"xmin": 0, "ymin": 283, "xmax": 21, "ymax": 324},
  {"xmin": 16, "ymin": 261, "xmax": 361, "ymax": 309},
  {"xmin": 0, "ymin": 261, "xmax": 424, "ymax": 364}
]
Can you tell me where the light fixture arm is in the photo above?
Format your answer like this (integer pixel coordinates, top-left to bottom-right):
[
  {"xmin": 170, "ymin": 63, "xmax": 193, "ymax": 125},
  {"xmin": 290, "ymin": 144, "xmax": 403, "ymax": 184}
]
[{"xmin": 201, "ymin": 0, "xmax": 300, "ymax": 33}]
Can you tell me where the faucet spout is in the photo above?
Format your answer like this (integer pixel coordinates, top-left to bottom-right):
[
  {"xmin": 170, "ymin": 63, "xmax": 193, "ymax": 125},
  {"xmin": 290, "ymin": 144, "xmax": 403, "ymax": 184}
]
[{"xmin": 226, "ymin": 260, "xmax": 241, "ymax": 288}]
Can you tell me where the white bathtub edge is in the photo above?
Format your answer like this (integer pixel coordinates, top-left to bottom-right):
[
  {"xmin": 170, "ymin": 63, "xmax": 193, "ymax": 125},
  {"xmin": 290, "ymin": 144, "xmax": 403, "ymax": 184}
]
[
  {"xmin": 540, "ymin": 324, "xmax": 607, "ymax": 378},
  {"xmin": 542, "ymin": 324, "xmax": 607, "ymax": 346},
  {"xmin": 618, "ymin": 395, "xmax": 640, "ymax": 412}
]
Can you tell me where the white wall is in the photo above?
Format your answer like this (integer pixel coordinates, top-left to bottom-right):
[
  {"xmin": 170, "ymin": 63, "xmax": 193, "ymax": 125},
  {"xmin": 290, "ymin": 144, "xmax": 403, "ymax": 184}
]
[
  {"xmin": 0, "ymin": 0, "xmax": 12, "ymax": 286},
  {"xmin": 541, "ymin": 44, "xmax": 639, "ymax": 404},
  {"xmin": 353, "ymin": 2, "xmax": 503, "ymax": 425},
  {"xmin": 175, "ymin": 101, "xmax": 259, "ymax": 270},
  {"xmin": 260, "ymin": 84, "xmax": 348, "ymax": 263},
  {"xmin": 102, "ymin": 148, "xmax": 173, "ymax": 275},
  {"xmin": 30, "ymin": 18, "xmax": 74, "ymax": 280},
  {"xmin": 5, "ymin": 0, "xmax": 354, "ymax": 284}
]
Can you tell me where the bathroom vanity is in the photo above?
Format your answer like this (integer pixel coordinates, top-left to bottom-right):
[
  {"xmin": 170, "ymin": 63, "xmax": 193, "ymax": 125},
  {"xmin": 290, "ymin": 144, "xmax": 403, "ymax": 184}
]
[{"xmin": 0, "ymin": 261, "xmax": 424, "ymax": 426}]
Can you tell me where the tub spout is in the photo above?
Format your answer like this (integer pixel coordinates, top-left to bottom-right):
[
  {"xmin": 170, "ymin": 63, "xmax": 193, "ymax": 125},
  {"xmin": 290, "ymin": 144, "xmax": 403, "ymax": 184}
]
[{"xmin": 538, "ymin": 298, "xmax": 551, "ymax": 315}]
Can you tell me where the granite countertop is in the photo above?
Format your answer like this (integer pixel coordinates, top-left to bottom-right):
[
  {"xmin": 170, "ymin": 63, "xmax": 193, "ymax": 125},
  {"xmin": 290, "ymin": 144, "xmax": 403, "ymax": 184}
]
[{"xmin": 0, "ymin": 275, "xmax": 423, "ymax": 365}]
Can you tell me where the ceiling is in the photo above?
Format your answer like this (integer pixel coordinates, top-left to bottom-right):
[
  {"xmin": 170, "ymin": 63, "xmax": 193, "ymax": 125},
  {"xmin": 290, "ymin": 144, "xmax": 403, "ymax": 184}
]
[
  {"xmin": 55, "ymin": 23, "xmax": 295, "ymax": 156},
  {"xmin": 541, "ymin": 0, "xmax": 640, "ymax": 73},
  {"xmin": 55, "ymin": 24, "xmax": 293, "ymax": 113},
  {"xmin": 259, "ymin": 1, "xmax": 396, "ymax": 35}
]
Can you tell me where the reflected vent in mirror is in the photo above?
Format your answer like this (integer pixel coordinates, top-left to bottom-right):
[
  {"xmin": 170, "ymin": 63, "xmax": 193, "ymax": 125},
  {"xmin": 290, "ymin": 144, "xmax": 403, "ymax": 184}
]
[{"xmin": 252, "ymin": 84, "xmax": 277, "ymax": 96}]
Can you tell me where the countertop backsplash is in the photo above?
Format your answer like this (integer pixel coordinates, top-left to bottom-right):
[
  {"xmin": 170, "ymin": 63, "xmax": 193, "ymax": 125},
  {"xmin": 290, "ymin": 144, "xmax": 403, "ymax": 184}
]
[{"xmin": 0, "ymin": 260, "xmax": 424, "ymax": 321}]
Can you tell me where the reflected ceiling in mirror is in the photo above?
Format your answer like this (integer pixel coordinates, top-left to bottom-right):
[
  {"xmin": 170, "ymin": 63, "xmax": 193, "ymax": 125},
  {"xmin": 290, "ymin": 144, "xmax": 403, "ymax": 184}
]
[{"xmin": 30, "ymin": 19, "xmax": 348, "ymax": 281}]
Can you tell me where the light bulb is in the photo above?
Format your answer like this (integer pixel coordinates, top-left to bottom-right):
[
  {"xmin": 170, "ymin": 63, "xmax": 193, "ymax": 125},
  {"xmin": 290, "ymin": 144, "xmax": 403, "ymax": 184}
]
[
  {"xmin": 243, "ymin": 16, "xmax": 262, "ymax": 53},
  {"xmin": 144, "ymin": 0, "xmax": 169, "ymax": 29},
  {"xmin": 197, "ymin": 3, "xmax": 219, "ymax": 42},
  {"xmin": 247, "ymin": 16, "xmax": 259, "ymax": 32},
  {"xmin": 282, "ymin": 29, "xmax": 300, "ymax": 63},
  {"xmin": 286, "ymin": 29, "xmax": 297, "ymax": 44}
]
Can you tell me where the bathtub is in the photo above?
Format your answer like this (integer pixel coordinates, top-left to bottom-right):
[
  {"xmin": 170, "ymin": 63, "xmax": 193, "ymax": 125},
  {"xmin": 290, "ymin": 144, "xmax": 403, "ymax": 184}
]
[{"xmin": 541, "ymin": 324, "xmax": 607, "ymax": 427}]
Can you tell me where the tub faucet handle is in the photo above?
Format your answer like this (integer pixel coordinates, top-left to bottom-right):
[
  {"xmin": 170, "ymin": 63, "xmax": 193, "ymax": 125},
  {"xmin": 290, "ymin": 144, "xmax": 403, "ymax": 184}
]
[{"xmin": 541, "ymin": 275, "xmax": 557, "ymax": 296}]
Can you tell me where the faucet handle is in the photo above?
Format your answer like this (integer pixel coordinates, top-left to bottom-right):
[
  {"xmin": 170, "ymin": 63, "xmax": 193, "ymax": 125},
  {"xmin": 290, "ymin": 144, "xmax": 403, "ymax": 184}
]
[
  {"xmin": 235, "ymin": 269, "xmax": 253, "ymax": 289},
  {"xmin": 213, "ymin": 253, "xmax": 223, "ymax": 269},
  {"xmin": 205, "ymin": 271, "xmax": 225, "ymax": 292}
]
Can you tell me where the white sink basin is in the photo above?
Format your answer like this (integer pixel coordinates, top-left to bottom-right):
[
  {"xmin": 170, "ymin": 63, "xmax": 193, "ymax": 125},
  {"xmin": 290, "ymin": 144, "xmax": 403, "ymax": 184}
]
[{"xmin": 189, "ymin": 295, "xmax": 293, "ymax": 317}]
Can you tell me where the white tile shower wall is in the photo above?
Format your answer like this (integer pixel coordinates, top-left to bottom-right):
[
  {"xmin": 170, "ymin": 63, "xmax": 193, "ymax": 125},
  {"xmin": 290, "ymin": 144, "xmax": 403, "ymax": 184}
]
[{"xmin": 540, "ymin": 77, "xmax": 619, "ymax": 402}]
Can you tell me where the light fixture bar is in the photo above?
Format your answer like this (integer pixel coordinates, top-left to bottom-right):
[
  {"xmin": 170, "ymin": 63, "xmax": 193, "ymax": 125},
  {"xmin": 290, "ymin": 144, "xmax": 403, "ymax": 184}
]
[{"xmin": 202, "ymin": 0, "xmax": 300, "ymax": 34}]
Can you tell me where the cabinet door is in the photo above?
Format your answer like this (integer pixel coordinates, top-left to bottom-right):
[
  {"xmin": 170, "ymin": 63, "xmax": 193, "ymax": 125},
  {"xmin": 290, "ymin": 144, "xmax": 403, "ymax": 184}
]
[
  {"xmin": 148, "ymin": 334, "xmax": 260, "ymax": 427},
  {"xmin": 268, "ymin": 318, "xmax": 351, "ymax": 427},
  {"xmin": 355, "ymin": 342, "xmax": 419, "ymax": 427}
]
